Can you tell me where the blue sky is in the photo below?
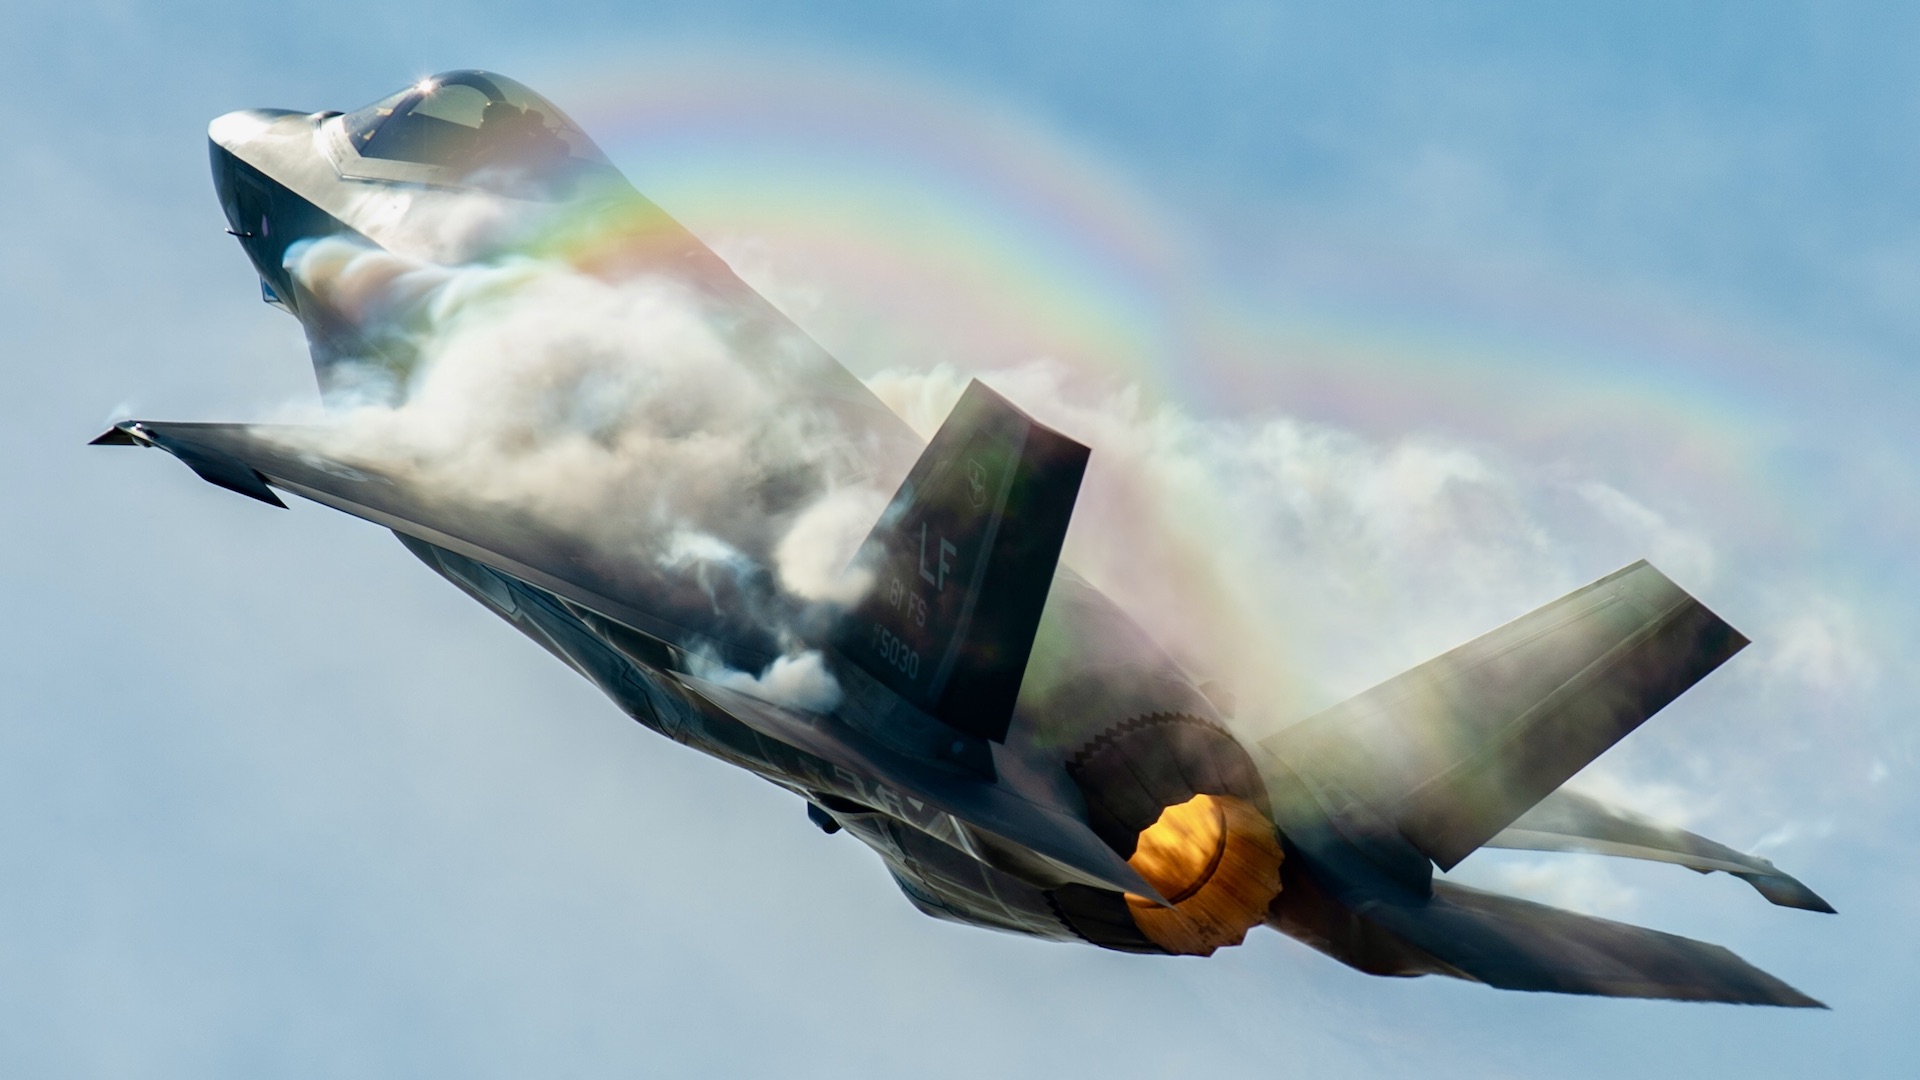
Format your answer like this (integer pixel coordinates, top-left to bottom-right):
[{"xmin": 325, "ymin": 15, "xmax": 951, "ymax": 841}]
[{"xmin": 2, "ymin": 2, "xmax": 1915, "ymax": 1076}]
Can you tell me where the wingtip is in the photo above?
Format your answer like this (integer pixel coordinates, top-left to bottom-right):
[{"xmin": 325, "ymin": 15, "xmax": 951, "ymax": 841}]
[
  {"xmin": 1738, "ymin": 871, "xmax": 1838, "ymax": 914},
  {"xmin": 1767, "ymin": 986, "xmax": 1831, "ymax": 1010},
  {"xmin": 106, "ymin": 422, "xmax": 289, "ymax": 509},
  {"xmin": 90, "ymin": 424, "xmax": 141, "ymax": 446}
]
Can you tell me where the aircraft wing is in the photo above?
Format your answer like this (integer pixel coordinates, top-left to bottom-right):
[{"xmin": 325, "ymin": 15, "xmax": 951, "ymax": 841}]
[
  {"xmin": 93, "ymin": 419, "xmax": 789, "ymax": 669},
  {"xmin": 101, "ymin": 409, "xmax": 1155, "ymax": 902},
  {"xmin": 1261, "ymin": 561, "xmax": 1748, "ymax": 870},
  {"xmin": 1485, "ymin": 788, "xmax": 1835, "ymax": 912}
]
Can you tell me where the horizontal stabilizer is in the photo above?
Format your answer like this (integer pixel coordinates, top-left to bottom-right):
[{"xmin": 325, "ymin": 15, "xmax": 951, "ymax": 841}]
[
  {"xmin": 1360, "ymin": 881, "xmax": 1825, "ymax": 1006},
  {"xmin": 837, "ymin": 380, "xmax": 1088, "ymax": 744},
  {"xmin": 1486, "ymin": 788, "xmax": 1834, "ymax": 913},
  {"xmin": 1262, "ymin": 561, "xmax": 1747, "ymax": 870},
  {"xmin": 1269, "ymin": 823, "xmax": 1823, "ymax": 1006}
]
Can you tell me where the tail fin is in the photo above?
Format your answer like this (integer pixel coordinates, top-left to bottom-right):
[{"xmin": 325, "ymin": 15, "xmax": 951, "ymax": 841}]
[
  {"xmin": 837, "ymin": 380, "xmax": 1089, "ymax": 744},
  {"xmin": 1262, "ymin": 561, "xmax": 1747, "ymax": 870}
]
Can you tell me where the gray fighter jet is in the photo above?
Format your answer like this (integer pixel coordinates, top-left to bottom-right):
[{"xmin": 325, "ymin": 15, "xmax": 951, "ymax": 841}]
[{"xmin": 96, "ymin": 70, "xmax": 1832, "ymax": 1005}]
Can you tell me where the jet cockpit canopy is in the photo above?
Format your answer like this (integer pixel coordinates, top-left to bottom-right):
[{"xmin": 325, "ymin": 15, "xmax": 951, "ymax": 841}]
[{"xmin": 337, "ymin": 70, "xmax": 615, "ymax": 197}]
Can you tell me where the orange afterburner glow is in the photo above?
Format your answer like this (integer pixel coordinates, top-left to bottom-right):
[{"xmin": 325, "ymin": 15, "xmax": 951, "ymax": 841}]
[{"xmin": 1125, "ymin": 794, "xmax": 1284, "ymax": 955}]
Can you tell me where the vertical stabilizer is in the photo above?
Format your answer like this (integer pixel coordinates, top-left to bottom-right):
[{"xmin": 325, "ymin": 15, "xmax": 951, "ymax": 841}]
[
  {"xmin": 1262, "ymin": 561, "xmax": 1747, "ymax": 869},
  {"xmin": 837, "ymin": 380, "xmax": 1089, "ymax": 743}
]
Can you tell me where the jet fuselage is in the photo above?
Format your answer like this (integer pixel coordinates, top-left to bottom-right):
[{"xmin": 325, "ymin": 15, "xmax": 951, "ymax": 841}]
[{"xmin": 123, "ymin": 71, "xmax": 1827, "ymax": 1003}]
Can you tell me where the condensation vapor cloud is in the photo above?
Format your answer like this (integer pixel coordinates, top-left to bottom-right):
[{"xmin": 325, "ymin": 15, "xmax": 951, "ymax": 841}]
[{"xmin": 276, "ymin": 234, "xmax": 891, "ymax": 711}]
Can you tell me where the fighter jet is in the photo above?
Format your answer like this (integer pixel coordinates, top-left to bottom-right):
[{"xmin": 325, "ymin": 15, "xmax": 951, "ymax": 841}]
[{"xmin": 95, "ymin": 70, "xmax": 1832, "ymax": 1005}]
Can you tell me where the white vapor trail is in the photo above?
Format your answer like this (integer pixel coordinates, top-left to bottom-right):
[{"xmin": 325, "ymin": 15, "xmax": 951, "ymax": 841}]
[{"xmin": 277, "ymin": 236, "xmax": 893, "ymax": 709}]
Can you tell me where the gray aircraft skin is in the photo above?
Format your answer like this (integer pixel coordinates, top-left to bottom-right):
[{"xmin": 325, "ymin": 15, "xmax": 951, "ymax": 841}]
[{"xmin": 97, "ymin": 70, "xmax": 1834, "ymax": 1006}]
